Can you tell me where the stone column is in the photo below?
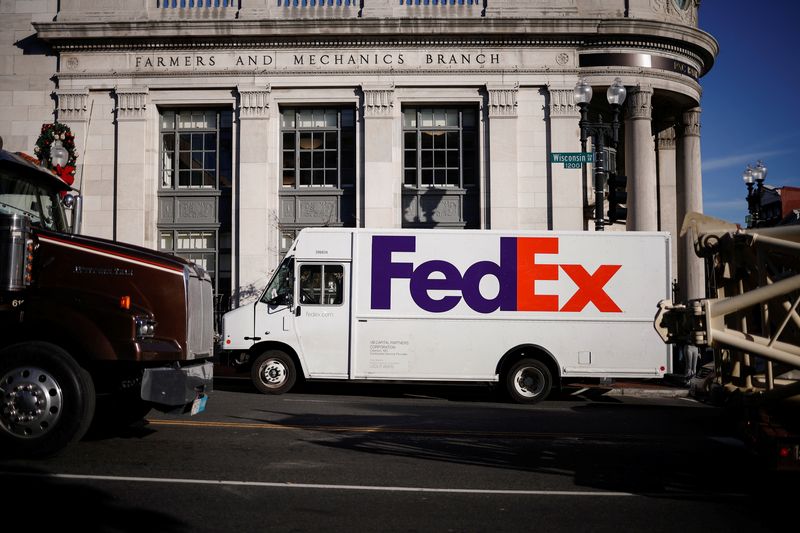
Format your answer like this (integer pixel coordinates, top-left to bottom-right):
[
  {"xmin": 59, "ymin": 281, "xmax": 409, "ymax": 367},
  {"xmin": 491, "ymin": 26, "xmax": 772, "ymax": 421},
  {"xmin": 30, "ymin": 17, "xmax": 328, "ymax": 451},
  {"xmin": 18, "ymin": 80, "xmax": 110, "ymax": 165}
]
[
  {"xmin": 547, "ymin": 86, "xmax": 583, "ymax": 230},
  {"xmin": 657, "ymin": 127, "xmax": 679, "ymax": 279},
  {"xmin": 362, "ymin": 85, "xmax": 398, "ymax": 228},
  {"xmin": 624, "ymin": 85, "xmax": 658, "ymax": 231},
  {"xmin": 676, "ymin": 107, "xmax": 705, "ymax": 300},
  {"xmin": 115, "ymin": 87, "xmax": 149, "ymax": 247},
  {"xmin": 236, "ymin": 85, "xmax": 273, "ymax": 301},
  {"xmin": 55, "ymin": 89, "xmax": 89, "ymax": 192},
  {"xmin": 487, "ymin": 84, "xmax": 519, "ymax": 229}
]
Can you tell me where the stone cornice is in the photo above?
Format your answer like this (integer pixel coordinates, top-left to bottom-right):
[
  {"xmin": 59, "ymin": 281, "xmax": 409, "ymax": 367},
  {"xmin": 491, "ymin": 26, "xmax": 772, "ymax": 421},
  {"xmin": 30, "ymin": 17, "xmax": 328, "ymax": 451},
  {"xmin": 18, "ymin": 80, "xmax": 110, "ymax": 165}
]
[
  {"xmin": 55, "ymin": 88, "xmax": 89, "ymax": 122},
  {"xmin": 657, "ymin": 127, "xmax": 676, "ymax": 150},
  {"xmin": 33, "ymin": 17, "xmax": 718, "ymax": 73},
  {"xmin": 487, "ymin": 84, "xmax": 518, "ymax": 118},
  {"xmin": 679, "ymin": 107, "xmax": 701, "ymax": 137},
  {"xmin": 362, "ymin": 86, "xmax": 394, "ymax": 118},
  {"xmin": 237, "ymin": 85, "xmax": 271, "ymax": 119},
  {"xmin": 547, "ymin": 87, "xmax": 578, "ymax": 118},
  {"xmin": 625, "ymin": 85, "xmax": 653, "ymax": 120},
  {"xmin": 115, "ymin": 87, "xmax": 148, "ymax": 120}
]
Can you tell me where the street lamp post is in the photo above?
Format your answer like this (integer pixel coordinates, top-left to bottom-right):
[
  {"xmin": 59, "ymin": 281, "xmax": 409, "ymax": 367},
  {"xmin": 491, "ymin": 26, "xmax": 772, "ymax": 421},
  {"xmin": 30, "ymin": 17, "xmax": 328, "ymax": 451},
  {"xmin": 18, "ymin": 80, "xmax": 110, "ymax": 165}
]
[
  {"xmin": 574, "ymin": 78, "xmax": 626, "ymax": 231},
  {"xmin": 743, "ymin": 160, "xmax": 767, "ymax": 228}
]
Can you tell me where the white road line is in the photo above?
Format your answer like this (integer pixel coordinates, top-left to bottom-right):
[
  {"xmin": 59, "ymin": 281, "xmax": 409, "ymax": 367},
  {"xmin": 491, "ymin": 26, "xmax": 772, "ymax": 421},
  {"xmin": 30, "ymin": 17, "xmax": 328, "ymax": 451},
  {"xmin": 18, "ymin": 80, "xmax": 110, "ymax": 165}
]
[{"xmin": 1, "ymin": 471, "xmax": 636, "ymax": 497}]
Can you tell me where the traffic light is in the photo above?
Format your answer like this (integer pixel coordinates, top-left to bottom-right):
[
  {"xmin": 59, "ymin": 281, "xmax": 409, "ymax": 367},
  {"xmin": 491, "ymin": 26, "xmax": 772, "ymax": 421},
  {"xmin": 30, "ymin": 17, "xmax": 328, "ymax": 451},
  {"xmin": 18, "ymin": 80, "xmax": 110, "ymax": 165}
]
[{"xmin": 607, "ymin": 173, "xmax": 628, "ymax": 223}]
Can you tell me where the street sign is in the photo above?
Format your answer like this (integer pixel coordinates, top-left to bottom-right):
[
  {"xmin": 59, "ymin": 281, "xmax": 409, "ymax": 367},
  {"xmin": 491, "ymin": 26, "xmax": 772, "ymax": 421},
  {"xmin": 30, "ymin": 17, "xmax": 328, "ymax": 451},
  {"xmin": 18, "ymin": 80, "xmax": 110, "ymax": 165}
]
[{"xmin": 550, "ymin": 152, "xmax": 594, "ymax": 169}]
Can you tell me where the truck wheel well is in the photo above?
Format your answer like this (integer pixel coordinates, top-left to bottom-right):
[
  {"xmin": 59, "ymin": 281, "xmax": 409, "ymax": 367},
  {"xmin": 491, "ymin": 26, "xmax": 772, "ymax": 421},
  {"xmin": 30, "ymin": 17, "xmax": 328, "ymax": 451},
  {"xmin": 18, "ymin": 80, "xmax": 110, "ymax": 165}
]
[
  {"xmin": 248, "ymin": 342, "xmax": 303, "ymax": 379},
  {"xmin": 497, "ymin": 345, "xmax": 561, "ymax": 388}
]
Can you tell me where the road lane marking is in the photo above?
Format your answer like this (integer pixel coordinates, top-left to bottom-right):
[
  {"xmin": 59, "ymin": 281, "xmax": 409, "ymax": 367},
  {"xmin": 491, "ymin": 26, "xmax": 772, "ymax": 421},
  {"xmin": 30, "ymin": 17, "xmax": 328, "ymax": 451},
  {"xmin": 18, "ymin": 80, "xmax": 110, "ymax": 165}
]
[
  {"xmin": 145, "ymin": 419, "xmax": 706, "ymax": 443},
  {"xmin": 0, "ymin": 471, "xmax": 638, "ymax": 497},
  {"xmin": 147, "ymin": 419, "xmax": 643, "ymax": 440}
]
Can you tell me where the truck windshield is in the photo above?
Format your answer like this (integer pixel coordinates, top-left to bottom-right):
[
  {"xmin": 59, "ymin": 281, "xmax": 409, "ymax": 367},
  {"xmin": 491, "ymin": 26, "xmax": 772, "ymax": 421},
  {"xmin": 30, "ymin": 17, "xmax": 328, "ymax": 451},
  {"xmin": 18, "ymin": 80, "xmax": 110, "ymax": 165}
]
[
  {"xmin": 0, "ymin": 171, "xmax": 69, "ymax": 232},
  {"xmin": 260, "ymin": 257, "xmax": 294, "ymax": 305}
]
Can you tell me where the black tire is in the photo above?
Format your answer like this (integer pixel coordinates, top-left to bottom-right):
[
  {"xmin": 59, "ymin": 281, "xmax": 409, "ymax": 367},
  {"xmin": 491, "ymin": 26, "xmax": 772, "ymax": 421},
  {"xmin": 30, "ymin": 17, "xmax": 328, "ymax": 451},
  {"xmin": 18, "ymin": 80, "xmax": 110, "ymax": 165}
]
[
  {"xmin": 251, "ymin": 350, "xmax": 296, "ymax": 395},
  {"xmin": 505, "ymin": 358, "xmax": 552, "ymax": 404},
  {"xmin": 0, "ymin": 342, "xmax": 96, "ymax": 457}
]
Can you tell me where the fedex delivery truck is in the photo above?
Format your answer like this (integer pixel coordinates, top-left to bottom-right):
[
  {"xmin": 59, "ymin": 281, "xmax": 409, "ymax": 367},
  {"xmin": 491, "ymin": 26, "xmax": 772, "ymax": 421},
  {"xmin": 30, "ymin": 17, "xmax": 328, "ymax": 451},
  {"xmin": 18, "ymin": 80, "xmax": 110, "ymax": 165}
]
[{"xmin": 220, "ymin": 228, "xmax": 671, "ymax": 403}]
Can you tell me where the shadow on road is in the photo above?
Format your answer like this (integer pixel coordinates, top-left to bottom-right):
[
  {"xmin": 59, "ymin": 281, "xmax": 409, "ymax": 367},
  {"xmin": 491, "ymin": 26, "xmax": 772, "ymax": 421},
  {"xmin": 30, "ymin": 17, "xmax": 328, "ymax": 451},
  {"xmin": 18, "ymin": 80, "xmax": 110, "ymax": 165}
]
[
  {"xmin": 225, "ymin": 394, "xmax": 796, "ymax": 523},
  {"xmin": 0, "ymin": 466, "xmax": 188, "ymax": 532}
]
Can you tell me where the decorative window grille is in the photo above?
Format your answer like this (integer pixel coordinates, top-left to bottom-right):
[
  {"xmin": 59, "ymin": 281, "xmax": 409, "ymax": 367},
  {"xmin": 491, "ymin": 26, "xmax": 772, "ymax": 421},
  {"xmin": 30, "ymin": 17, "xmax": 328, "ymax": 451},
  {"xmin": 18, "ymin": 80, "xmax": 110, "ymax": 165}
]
[
  {"xmin": 159, "ymin": 1, "xmax": 237, "ymax": 8},
  {"xmin": 277, "ymin": 0, "xmax": 357, "ymax": 7}
]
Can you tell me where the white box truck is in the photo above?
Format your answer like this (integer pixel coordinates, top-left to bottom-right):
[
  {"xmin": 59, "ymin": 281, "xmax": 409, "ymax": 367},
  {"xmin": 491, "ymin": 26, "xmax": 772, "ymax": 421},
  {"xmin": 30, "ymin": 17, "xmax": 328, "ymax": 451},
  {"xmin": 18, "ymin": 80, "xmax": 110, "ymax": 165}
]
[{"xmin": 220, "ymin": 228, "xmax": 671, "ymax": 403}]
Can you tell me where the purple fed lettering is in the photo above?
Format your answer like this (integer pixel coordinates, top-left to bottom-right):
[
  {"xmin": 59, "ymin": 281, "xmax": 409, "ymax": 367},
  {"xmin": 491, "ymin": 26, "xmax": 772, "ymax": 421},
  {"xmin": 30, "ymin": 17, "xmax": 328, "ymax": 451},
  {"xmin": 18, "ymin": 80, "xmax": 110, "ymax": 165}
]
[
  {"xmin": 461, "ymin": 237, "xmax": 518, "ymax": 313},
  {"xmin": 371, "ymin": 235, "xmax": 415, "ymax": 309},
  {"xmin": 410, "ymin": 260, "xmax": 462, "ymax": 313}
]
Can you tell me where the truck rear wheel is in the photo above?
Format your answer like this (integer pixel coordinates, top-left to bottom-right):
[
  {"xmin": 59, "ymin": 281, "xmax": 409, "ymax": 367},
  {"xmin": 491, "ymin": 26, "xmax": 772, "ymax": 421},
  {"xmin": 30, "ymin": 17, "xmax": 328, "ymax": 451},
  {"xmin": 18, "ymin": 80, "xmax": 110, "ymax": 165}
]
[
  {"xmin": 0, "ymin": 342, "xmax": 95, "ymax": 457},
  {"xmin": 251, "ymin": 350, "xmax": 296, "ymax": 395},
  {"xmin": 505, "ymin": 358, "xmax": 552, "ymax": 404}
]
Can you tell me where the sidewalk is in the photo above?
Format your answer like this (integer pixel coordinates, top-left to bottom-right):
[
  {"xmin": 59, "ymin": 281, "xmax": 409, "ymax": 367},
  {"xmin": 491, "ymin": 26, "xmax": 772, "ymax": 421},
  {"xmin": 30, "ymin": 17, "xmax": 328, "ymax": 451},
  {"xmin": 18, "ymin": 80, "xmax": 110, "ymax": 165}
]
[{"xmin": 566, "ymin": 376, "xmax": 691, "ymax": 399}]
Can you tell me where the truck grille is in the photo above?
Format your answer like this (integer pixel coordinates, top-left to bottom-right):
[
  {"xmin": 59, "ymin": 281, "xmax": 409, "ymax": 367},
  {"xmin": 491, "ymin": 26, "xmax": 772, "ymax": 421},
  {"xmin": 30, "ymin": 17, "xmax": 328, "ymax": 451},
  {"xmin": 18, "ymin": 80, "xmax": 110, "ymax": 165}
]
[{"xmin": 187, "ymin": 270, "xmax": 214, "ymax": 359}]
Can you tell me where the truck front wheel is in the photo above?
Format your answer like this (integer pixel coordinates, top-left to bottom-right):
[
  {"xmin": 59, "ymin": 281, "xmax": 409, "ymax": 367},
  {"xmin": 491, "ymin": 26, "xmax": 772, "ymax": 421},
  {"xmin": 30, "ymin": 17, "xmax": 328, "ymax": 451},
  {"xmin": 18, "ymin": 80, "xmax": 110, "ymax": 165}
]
[
  {"xmin": 505, "ymin": 358, "xmax": 552, "ymax": 404},
  {"xmin": 251, "ymin": 350, "xmax": 296, "ymax": 395},
  {"xmin": 0, "ymin": 342, "xmax": 96, "ymax": 457}
]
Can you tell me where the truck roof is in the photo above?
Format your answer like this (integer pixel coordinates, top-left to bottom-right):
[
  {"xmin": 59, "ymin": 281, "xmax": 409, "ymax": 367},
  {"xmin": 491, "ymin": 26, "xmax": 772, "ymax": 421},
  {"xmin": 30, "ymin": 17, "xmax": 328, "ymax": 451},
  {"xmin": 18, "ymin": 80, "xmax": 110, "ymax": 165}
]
[{"xmin": 0, "ymin": 149, "xmax": 72, "ymax": 192}]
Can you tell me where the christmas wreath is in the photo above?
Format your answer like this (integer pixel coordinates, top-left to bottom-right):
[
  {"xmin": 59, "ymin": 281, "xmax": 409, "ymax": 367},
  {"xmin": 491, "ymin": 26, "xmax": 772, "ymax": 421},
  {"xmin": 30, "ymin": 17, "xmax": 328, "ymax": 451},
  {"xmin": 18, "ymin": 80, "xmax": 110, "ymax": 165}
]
[{"xmin": 34, "ymin": 122, "xmax": 77, "ymax": 187}]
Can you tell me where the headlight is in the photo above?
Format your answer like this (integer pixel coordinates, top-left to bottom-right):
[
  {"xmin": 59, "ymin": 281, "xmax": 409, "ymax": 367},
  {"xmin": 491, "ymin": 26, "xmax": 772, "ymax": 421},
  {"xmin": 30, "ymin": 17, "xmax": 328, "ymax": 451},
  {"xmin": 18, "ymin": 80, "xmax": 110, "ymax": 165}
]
[{"xmin": 135, "ymin": 317, "xmax": 157, "ymax": 338}]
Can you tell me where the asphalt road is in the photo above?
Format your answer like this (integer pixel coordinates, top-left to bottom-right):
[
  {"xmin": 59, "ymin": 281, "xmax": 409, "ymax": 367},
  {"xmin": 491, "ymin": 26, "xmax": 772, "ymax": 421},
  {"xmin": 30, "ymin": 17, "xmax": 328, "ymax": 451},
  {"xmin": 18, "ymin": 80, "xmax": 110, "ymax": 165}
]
[{"xmin": 0, "ymin": 380, "xmax": 792, "ymax": 532}]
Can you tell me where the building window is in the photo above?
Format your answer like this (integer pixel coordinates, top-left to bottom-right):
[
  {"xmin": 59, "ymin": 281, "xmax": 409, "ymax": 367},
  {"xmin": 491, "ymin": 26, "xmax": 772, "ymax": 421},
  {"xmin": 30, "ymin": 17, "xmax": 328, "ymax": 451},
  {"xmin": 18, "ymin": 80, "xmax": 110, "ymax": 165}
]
[
  {"xmin": 161, "ymin": 110, "xmax": 232, "ymax": 190},
  {"xmin": 399, "ymin": 0, "xmax": 481, "ymax": 6},
  {"xmin": 158, "ymin": 108, "xmax": 233, "ymax": 309},
  {"xmin": 401, "ymin": 106, "xmax": 480, "ymax": 229},
  {"xmin": 281, "ymin": 107, "xmax": 355, "ymax": 189},
  {"xmin": 278, "ymin": 106, "xmax": 357, "ymax": 253},
  {"xmin": 160, "ymin": 1, "xmax": 237, "ymax": 8},
  {"xmin": 278, "ymin": 0, "xmax": 357, "ymax": 6},
  {"xmin": 403, "ymin": 107, "xmax": 478, "ymax": 189},
  {"xmin": 159, "ymin": 230, "xmax": 217, "ymax": 279}
]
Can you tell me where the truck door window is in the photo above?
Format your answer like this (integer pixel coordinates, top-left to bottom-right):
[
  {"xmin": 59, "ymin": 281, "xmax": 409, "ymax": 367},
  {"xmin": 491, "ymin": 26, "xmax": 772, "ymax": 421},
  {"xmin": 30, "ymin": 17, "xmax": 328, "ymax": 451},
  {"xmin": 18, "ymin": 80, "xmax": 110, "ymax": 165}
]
[
  {"xmin": 260, "ymin": 257, "xmax": 294, "ymax": 305},
  {"xmin": 299, "ymin": 265, "xmax": 344, "ymax": 305}
]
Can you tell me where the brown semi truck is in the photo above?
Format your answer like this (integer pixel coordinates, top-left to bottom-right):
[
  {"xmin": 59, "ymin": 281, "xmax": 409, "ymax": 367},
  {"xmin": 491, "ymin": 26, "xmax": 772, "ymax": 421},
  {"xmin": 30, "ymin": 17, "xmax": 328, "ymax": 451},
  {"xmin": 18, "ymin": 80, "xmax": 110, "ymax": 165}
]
[{"xmin": 0, "ymin": 148, "xmax": 214, "ymax": 456}]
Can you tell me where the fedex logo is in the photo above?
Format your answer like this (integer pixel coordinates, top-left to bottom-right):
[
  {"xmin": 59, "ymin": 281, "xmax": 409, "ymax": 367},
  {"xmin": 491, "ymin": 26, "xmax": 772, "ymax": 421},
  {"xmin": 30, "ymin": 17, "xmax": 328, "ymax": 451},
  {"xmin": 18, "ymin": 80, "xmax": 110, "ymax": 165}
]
[{"xmin": 370, "ymin": 235, "xmax": 622, "ymax": 314}]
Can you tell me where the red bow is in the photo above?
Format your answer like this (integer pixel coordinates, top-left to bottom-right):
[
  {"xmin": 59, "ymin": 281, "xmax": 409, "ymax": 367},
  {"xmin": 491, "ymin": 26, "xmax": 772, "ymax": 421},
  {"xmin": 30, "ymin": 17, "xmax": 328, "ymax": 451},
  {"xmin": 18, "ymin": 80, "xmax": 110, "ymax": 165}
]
[
  {"xmin": 54, "ymin": 164, "xmax": 75, "ymax": 186},
  {"xmin": 54, "ymin": 164, "xmax": 76, "ymax": 197}
]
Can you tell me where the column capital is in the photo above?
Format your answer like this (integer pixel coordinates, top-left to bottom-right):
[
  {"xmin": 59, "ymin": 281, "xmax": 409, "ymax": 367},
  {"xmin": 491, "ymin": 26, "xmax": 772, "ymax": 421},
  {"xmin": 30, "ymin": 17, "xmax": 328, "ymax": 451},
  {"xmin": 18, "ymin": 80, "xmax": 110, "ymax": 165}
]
[
  {"xmin": 55, "ymin": 89, "xmax": 89, "ymax": 122},
  {"xmin": 625, "ymin": 85, "xmax": 653, "ymax": 120},
  {"xmin": 679, "ymin": 107, "xmax": 702, "ymax": 137},
  {"xmin": 547, "ymin": 86, "xmax": 579, "ymax": 118},
  {"xmin": 237, "ymin": 85, "xmax": 271, "ymax": 119},
  {"xmin": 115, "ymin": 87, "xmax": 148, "ymax": 121},
  {"xmin": 362, "ymin": 85, "xmax": 394, "ymax": 118},
  {"xmin": 657, "ymin": 127, "xmax": 676, "ymax": 150},
  {"xmin": 486, "ymin": 84, "xmax": 518, "ymax": 118}
]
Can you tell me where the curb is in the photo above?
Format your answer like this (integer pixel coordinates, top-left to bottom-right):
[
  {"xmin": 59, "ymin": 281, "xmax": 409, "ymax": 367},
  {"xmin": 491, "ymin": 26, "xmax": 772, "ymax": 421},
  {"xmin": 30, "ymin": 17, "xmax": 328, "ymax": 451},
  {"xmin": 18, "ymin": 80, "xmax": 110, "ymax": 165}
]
[{"xmin": 604, "ymin": 387, "xmax": 690, "ymax": 398}]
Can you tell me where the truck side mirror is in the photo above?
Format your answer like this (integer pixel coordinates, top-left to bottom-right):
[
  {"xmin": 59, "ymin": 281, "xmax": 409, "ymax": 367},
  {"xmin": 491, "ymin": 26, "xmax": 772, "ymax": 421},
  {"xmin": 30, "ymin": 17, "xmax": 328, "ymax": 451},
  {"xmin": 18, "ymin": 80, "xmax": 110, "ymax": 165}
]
[
  {"xmin": 62, "ymin": 193, "xmax": 82, "ymax": 234},
  {"xmin": 267, "ymin": 293, "xmax": 292, "ymax": 307}
]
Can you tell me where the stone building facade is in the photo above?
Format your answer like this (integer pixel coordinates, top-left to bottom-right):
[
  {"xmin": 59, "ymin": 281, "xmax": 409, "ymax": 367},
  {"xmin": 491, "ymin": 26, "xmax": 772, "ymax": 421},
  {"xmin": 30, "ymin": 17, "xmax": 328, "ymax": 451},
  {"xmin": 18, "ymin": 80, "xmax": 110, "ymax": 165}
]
[{"xmin": 0, "ymin": 0, "xmax": 717, "ymax": 307}]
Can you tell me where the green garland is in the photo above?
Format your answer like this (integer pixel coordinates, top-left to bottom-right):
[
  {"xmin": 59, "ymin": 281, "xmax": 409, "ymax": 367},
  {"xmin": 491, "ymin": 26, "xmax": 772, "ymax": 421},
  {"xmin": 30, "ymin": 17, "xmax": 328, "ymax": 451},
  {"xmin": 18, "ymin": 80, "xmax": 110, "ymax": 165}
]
[{"xmin": 34, "ymin": 122, "xmax": 77, "ymax": 170}]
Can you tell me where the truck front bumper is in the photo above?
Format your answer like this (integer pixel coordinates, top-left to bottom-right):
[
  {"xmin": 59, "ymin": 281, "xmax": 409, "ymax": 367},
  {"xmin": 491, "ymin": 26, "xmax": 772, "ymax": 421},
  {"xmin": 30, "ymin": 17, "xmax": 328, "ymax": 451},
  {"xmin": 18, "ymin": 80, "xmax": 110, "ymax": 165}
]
[{"xmin": 140, "ymin": 361, "xmax": 213, "ymax": 407}]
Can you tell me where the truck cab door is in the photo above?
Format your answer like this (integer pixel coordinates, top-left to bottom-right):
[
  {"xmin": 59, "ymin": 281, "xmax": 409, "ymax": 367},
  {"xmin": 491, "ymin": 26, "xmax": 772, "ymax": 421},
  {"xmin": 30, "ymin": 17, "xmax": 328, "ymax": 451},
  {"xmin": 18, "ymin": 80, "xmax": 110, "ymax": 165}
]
[
  {"xmin": 253, "ymin": 257, "xmax": 296, "ymax": 348},
  {"xmin": 293, "ymin": 262, "xmax": 350, "ymax": 378}
]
